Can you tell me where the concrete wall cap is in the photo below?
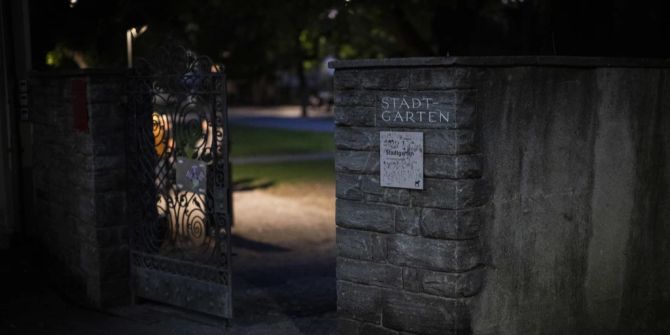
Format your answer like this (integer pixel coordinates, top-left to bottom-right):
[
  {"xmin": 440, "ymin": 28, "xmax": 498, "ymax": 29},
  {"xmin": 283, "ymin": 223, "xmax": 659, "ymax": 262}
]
[{"xmin": 329, "ymin": 56, "xmax": 670, "ymax": 69}]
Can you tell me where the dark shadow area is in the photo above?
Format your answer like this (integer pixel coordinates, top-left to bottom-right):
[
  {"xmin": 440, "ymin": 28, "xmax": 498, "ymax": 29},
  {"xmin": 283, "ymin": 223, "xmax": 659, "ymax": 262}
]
[
  {"xmin": 231, "ymin": 234, "xmax": 291, "ymax": 253},
  {"xmin": 232, "ymin": 177, "xmax": 275, "ymax": 192}
]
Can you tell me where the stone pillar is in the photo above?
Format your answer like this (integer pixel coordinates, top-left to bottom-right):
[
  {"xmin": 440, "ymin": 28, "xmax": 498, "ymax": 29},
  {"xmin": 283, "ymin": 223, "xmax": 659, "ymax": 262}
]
[
  {"xmin": 332, "ymin": 61, "xmax": 489, "ymax": 334},
  {"xmin": 30, "ymin": 70, "xmax": 129, "ymax": 308}
]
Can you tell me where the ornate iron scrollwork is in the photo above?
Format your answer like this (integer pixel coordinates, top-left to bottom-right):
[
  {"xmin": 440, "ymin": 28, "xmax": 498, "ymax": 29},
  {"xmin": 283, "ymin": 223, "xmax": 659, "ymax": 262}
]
[{"xmin": 127, "ymin": 44, "xmax": 232, "ymax": 317}]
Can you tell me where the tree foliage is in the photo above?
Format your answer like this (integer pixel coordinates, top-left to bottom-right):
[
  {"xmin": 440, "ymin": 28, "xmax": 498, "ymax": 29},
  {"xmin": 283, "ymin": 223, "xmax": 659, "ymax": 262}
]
[{"xmin": 31, "ymin": 0, "xmax": 670, "ymax": 74}]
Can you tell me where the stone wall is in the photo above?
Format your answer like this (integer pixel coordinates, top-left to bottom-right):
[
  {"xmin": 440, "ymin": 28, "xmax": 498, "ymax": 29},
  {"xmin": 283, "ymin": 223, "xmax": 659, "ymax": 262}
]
[
  {"xmin": 331, "ymin": 57, "xmax": 670, "ymax": 334},
  {"xmin": 29, "ymin": 71, "xmax": 129, "ymax": 307},
  {"xmin": 333, "ymin": 63, "xmax": 490, "ymax": 334}
]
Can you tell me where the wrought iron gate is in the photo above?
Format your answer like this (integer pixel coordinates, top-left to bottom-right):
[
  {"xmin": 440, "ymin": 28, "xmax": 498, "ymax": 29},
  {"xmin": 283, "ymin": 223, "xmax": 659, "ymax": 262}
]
[{"xmin": 127, "ymin": 45, "xmax": 232, "ymax": 319}]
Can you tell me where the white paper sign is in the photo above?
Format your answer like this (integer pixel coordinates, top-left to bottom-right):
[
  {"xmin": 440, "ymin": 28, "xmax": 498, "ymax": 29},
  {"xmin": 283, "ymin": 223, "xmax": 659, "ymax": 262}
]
[{"xmin": 380, "ymin": 131, "xmax": 424, "ymax": 190}]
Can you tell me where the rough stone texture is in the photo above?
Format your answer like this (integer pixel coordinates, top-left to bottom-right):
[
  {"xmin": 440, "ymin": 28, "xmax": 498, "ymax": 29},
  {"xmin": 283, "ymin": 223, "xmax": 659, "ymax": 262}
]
[
  {"xmin": 29, "ymin": 72, "xmax": 129, "ymax": 308},
  {"xmin": 338, "ymin": 257, "xmax": 403, "ymax": 288},
  {"xmin": 375, "ymin": 91, "xmax": 476, "ymax": 129},
  {"xmin": 382, "ymin": 290, "xmax": 470, "ymax": 335},
  {"xmin": 337, "ymin": 227, "xmax": 387, "ymax": 262},
  {"xmin": 336, "ymin": 57, "xmax": 670, "ymax": 334},
  {"xmin": 360, "ymin": 323, "xmax": 400, "ymax": 335},
  {"xmin": 334, "ymin": 62, "xmax": 489, "ymax": 335},
  {"xmin": 336, "ymin": 174, "xmax": 365, "ymax": 201},
  {"xmin": 335, "ymin": 150, "xmax": 482, "ymax": 179},
  {"xmin": 339, "ymin": 318, "xmax": 362, "ymax": 335},
  {"xmin": 337, "ymin": 281, "xmax": 383, "ymax": 323},
  {"xmin": 387, "ymin": 235, "xmax": 481, "ymax": 272},
  {"xmin": 336, "ymin": 199, "xmax": 395, "ymax": 233},
  {"xmin": 421, "ymin": 207, "xmax": 482, "ymax": 240},
  {"xmin": 335, "ymin": 127, "xmax": 478, "ymax": 155},
  {"xmin": 444, "ymin": 64, "xmax": 670, "ymax": 334},
  {"xmin": 394, "ymin": 206, "xmax": 421, "ymax": 236},
  {"xmin": 411, "ymin": 178, "xmax": 489, "ymax": 209},
  {"xmin": 402, "ymin": 266, "xmax": 485, "ymax": 298}
]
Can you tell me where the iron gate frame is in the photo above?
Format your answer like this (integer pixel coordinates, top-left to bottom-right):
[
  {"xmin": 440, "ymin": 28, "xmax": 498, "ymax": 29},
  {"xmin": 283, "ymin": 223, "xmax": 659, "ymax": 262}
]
[{"xmin": 127, "ymin": 44, "xmax": 233, "ymax": 319}]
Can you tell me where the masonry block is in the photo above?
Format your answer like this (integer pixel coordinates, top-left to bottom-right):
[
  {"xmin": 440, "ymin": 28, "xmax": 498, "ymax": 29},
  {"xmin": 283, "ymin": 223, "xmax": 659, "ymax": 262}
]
[
  {"xmin": 337, "ymin": 227, "xmax": 388, "ymax": 262},
  {"xmin": 338, "ymin": 257, "xmax": 403, "ymax": 288},
  {"xmin": 336, "ymin": 174, "xmax": 364, "ymax": 201},
  {"xmin": 387, "ymin": 235, "xmax": 481, "ymax": 272},
  {"xmin": 337, "ymin": 199, "xmax": 395, "ymax": 233},
  {"xmin": 360, "ymin": 69, "xmax": 410, "ymax": 90},
  {"xmin": 339, "ymin": 318, "xmax": 362, "ymax": 335},
  {"xmin": 360, "ymin": 323, "xmax": 399, "ymax": 335},
  {"xmin": 420, "ymin": 207, "xmax": 482, "ymax": 239},
  {"xmin": 382, "ymin": 290, "xmax": 470, "ymax": 335},
  {"xmin": 411, "ymin": 178, "xmax": 489, "ymax": 209},
  {"xmin": 335, "ymin": 91, "xmax": 376, "ymax": 107},
  {"xmin": 334, "ymin": 106, "xmax": 376, "ymax": 127},
  {"xmin": 409, "ymin": 68, "xmax": 476, "ymax": 90},
  {"xmin": 395, "ymin": 206, "xmax": 421, "ymax": 236},
  {"xmin": 335, "ymin": 127, "xmax": 477, "ymax": 155},
  {"xmin": 334, "ymin": 70, "xmax": 362, "ymax": 90},
  {"xmin": 338, "ymin": 281, "xmax": 383, "ymax": 323},
  {"xmin": 333, "ymin": 61, "xmax": 489, "ymax": 335}
]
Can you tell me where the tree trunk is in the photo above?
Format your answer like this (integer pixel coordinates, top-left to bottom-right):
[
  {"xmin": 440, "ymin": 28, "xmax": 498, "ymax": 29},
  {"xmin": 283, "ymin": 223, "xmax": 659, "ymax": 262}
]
[{"xmin": 297, "ymin": 59, "xmax": 308, "ymax": 118}]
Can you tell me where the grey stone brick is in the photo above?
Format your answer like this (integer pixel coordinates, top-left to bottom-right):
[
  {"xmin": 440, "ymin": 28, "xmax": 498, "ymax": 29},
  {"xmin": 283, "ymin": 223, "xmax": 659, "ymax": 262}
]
[
  {"xmin": 336, "ymin": 150, "xmax": 379, "ymax": 174},
  {"xmin": 336, "ymin": 174, "xmax": 364, "ymax": 201},
  {"xmin": 360, "ymin": 69, "xmax": 410, "ymax": 90},
  {"xmin": 337, "ymin": 257, "xmax": 402, "ymax": 288},
  {"xmin": 335, "ymin": 150, "xmax": 481, "ymax": 179},
  {"xmin": 335, "ymin": 127, "xmax": 477, "ymax": 155},
  {"xmin": 335, "ymin": 127, "xmax": 378, "ymax": 151},
  {"xmin": 94, "ymin": 191, "xmax": 127, "ymax": 227},
  {"xmin": 411, "ymin": 178, "xmax": 489, "ymax": 209},
  {"xmin": 424, "ymin": 154, "xmax": 482, "ymax": 179},
  {"xmin": 402, "ymin": 267, "xmax": 423, "ymax": 293},
  {"xmin": 335, "ymin": 106, "xmax": 376, "ymax": 126},
  {"xmin": 337, "ymin": 227, "xmax": 387, "ymax": 262},
  {"xmin": 424, "ymin": 129, "xmax": 477, "ymax": 155},
  {"xmin": 410, "ymin": 68, "xmax": 476, "ymax": 90},
  {"xmin": 338, "ymin": 318, "xmax": 362, "ymax": 335},
  {"xmin": 395, "ymin": 207, "xmax": 421, "ymax": 236},
  {"xmin": 334, "ymin": 70, "xmax": 361, "ymax": 90},
  {"xmin": 335, "ymin": 91, "xmax": 376, "ymax": 106},
  {"xmin": 87, "ymin": 80, "xmax": 124, "ymax": 104},
  {"xmin": 360, "ymin": 323, "xmax": 399, "ymax": 335},
  {"xmin": 336, "ymin": 199, "xmax": 395, "ymax": 233},
  {"xmin": 382, "ymin": 290, "xmax": 470, "ymax": 334},
  {"xmin": 387, "ymin": 235, "xmax": 481, "ymax": 272},
  {"xmin": 93, "ymin": 226, "xmax": 130, "ymax": 248},
  {"xmin": 420, "ymin": 207, "xmax": 482, "ymax": 239},
  {"xmin": 97, "ymin": 245, "xmax": 130, "ymax": 280},
  {"xmin": 361, "ymin": 175, "xmax": 411, "ymax": 205},
  {"xmin": 338, "ymin": 281, "xmax": 382, "ymax": 323},
  {"xmin": 420, "ymin": 266, "xmax": 485, "ymax": 298}
]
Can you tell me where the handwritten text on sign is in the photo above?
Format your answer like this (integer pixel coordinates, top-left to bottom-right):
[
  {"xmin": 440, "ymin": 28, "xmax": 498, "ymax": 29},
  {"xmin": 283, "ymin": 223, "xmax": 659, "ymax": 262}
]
[{"xmin": 380, "ymin": 131, "xmax": 424, "ymax": 190}]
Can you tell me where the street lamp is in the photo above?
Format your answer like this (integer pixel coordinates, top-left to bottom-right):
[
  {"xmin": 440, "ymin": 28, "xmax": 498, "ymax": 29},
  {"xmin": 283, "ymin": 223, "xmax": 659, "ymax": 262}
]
[{"xmin": 126, "ymin": 25, "xmax": 148, "ymax": 68}]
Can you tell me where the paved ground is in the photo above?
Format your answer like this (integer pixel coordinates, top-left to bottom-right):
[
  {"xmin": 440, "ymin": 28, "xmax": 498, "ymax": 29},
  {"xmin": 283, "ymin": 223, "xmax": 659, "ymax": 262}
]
[
  {"xmin": 1, "ymin": 185, "xmax": 336, "ymax": 335},
  {"xmin": 1, "ymin": 106, "xmax": 337, "ymax": 334}
]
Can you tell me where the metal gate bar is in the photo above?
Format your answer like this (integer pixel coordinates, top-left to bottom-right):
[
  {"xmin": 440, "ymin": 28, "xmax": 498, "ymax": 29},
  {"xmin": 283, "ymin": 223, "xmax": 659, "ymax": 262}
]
[{"xmin": 127, "ymin": 44, "xmax": 232, "ymax": 319}]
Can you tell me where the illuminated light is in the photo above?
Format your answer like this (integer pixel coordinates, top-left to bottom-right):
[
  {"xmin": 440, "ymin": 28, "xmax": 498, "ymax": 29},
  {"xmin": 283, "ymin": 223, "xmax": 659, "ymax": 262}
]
[
  {"xmin": 69, "ymin": 0, "xmax": 78, "ymax": 8},
  {"xmin": 127, "ymin": 25, "xmax": 149, "ymax": 68}
]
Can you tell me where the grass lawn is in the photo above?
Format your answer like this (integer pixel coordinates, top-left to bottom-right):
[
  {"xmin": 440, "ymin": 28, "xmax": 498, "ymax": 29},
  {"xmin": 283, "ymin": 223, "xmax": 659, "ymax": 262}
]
[
  {"xmin": 233, "ymin": 159, "xmax": 334, "ymax": 188},
  {"xmin": 229, "ymin": 125, "xmax": 334, "ymax": 158}
]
